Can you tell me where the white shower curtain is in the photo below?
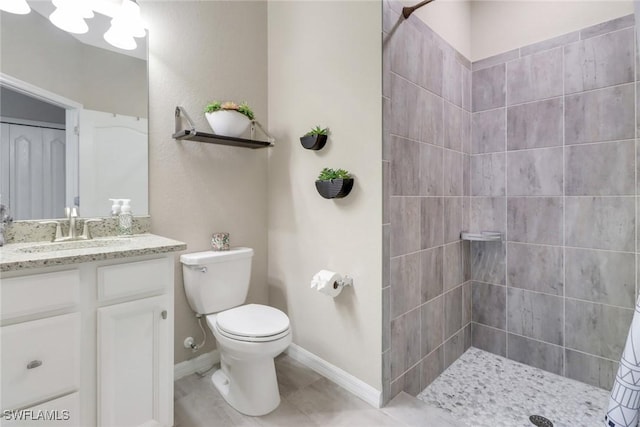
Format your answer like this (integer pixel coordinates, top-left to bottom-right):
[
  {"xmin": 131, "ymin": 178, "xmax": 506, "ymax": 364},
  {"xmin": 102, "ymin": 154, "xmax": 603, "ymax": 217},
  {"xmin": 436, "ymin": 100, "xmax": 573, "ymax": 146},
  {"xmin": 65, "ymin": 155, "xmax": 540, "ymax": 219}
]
[{"xmin": 605, "ymin": 295, "xmax": 640, "ymax": 427}]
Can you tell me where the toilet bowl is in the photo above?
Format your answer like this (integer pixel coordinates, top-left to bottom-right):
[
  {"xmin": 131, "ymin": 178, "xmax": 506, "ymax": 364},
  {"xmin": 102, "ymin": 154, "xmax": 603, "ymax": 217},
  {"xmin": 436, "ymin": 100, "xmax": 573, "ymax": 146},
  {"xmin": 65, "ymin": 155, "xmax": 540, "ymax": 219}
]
[
  {"xmin": 180, "ymin": 248, "xmax": 291, "ymax": 416},
  {"xmin": 207, "ymin": 304, "xmax": 291, "ymax": 416}
]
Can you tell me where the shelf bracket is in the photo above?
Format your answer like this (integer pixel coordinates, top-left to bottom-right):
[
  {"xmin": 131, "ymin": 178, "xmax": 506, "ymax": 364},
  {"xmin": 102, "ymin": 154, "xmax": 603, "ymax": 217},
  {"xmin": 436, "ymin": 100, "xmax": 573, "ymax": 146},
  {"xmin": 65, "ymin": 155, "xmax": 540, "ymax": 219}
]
[
  {"xmin": 251, "ymin": 120, "xmax": 275, "ymax": 145},
  {"xmin": 175, "ymin": 106, "xmax": 196, "ymax": 136}
]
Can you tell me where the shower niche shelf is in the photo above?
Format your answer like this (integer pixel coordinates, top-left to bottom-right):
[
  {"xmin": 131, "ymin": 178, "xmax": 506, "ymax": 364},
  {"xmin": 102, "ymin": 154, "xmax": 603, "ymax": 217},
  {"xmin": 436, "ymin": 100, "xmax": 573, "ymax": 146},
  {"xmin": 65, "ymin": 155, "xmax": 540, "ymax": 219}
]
[
  {"xmin": 172, "ymin": 106, "xmax": 274, "ymax": 149},
  {"xmin": 460, "ymin": 231, "xmax": 502, "ymax": 242}
]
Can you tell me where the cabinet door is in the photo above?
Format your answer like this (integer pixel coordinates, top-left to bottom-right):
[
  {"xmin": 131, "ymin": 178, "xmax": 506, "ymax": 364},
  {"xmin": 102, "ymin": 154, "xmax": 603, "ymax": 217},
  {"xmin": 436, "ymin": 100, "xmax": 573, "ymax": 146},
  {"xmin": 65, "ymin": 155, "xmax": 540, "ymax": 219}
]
[{"xmin": 98, "ymin": 295, "xmax": 172, "ymax": 427}]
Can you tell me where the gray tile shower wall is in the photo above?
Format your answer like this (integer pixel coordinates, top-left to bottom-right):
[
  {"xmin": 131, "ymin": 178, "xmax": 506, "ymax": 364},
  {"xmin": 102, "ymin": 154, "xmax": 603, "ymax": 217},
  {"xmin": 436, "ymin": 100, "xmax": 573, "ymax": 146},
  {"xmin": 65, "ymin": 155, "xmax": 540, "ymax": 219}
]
[
  {"xmin": 382, "ymin": 0, "xmax": 471, "ymax": 404},
  {"xmin": 469, "ymin": 14, "xmax": 637, "ymax": 391}
]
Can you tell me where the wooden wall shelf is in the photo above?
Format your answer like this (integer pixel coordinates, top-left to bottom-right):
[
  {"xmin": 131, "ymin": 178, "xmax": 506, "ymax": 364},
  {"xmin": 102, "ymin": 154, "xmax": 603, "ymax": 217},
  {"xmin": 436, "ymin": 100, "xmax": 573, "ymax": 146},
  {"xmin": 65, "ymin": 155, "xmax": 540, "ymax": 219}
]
[{"xmin": 173, "ymin": 106, "xmax": 274, "ymax": 149}]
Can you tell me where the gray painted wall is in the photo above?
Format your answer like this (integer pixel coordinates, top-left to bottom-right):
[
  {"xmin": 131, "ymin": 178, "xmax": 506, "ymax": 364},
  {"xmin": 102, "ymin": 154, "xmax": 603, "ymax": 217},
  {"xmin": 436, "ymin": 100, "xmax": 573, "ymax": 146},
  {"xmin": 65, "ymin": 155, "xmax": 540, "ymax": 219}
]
[
  {"xmin": 267, "ymin": 1, "xmax": 382, "ymax": 390},
  {"xmin": 469, "ymin": 14, "xmax": 636, "ymax": 390},
  {"xmin": 143, "ymin": 0, "xmax": 269, "ymax": 366}
]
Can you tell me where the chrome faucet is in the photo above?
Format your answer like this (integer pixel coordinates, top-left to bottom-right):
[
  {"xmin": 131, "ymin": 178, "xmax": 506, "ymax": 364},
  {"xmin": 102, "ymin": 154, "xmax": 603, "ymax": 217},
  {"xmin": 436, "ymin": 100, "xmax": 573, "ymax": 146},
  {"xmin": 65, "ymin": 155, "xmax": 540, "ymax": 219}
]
[
  {"xmin": 66, "ymin": 207, "xmax": 79, "ymax": 240},
  {"xmin": 40, "ymin": 207, "xmax": 102, "ymax": 242}
]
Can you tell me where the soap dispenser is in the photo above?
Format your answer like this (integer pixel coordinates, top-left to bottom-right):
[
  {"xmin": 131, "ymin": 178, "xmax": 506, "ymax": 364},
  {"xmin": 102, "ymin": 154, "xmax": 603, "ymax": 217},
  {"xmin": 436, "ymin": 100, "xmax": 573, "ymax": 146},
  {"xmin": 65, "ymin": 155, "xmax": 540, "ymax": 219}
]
[
  {"xmin": 109, "ymin": 199, "xmax": 122, "ymax": 216},
  {"xmin": 118, "ymin": 199, "xmax": 133, "ymax": 236}
]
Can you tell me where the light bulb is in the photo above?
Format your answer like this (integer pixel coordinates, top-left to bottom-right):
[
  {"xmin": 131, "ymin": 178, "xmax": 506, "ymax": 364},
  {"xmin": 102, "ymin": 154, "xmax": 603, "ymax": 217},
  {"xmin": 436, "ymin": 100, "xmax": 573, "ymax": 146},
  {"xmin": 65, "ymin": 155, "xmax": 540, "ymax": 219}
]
[
  {"xmin": 52, "ymin": 0, "xmax": 93, "ymax": 18},
  {"xmin": 0, "ymin": 0, "xmax": 31, "ymax": 15},
  {"xmin": 49, "ymin": 7, "xmax": 88, "ymax": 34},
  {"xmin": 104, "ymin": 21, "xmax": 137, "ymax": 51},
  {"xmin": 112, "ymin": 0, "xmax": 145, "ymax": 38}
]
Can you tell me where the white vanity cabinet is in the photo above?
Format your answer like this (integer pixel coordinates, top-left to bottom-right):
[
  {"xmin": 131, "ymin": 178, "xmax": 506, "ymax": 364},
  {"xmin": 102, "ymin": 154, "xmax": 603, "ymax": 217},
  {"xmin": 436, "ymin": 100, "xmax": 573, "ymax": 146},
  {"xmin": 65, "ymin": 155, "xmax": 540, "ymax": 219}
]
[
  {"xmin": 0, "ymin": 254, "xmax": 175, "ymax": 427},
  {"xmin": 0, "ymin": 269, "xmax": 81, "ymax": 426},
  {"xmin": 96, "ymin": 259, "xmax": 173, "ymax": 427}
]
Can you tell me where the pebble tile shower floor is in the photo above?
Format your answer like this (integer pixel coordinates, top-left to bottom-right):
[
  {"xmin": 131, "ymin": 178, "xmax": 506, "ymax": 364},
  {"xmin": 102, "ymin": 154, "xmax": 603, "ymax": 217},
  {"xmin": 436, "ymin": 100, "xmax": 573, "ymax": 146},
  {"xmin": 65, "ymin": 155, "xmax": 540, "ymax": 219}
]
[{"xmin": 417, "ymin": 348, "xmax": 610, "ymax": 427}]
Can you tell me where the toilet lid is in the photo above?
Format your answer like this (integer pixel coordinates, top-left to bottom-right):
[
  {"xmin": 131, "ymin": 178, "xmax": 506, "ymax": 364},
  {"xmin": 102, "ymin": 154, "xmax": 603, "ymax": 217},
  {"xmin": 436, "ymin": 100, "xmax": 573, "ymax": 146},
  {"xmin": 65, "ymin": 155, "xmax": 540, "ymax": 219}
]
[{"xmin": 216, "ymin": 304, "xmax": 289, "ymax": 338}]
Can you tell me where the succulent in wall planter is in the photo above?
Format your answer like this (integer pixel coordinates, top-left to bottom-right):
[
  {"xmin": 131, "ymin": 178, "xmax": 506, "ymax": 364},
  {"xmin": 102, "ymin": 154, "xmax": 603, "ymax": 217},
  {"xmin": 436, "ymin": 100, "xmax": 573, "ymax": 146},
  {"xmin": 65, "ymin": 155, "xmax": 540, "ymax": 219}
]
[
  {"xmin": 300, "ymin": 126, "xmax": 329, "ymax": 150},
  {"xmin": 315, "ymin": 168, "xmax": 354, "ymax": 199},
  {"xmin": 204, "ymin": 101, "xmax": 255, "ymax": 137}
]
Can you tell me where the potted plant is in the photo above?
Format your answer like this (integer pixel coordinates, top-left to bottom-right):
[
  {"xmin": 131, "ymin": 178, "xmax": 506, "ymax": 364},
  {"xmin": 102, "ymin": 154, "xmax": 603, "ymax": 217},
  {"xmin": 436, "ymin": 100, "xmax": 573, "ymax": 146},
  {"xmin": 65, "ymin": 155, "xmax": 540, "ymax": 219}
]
[
  {"xmin": 300, "ymin": 126, "xmax": 329, "ymax": 150},
  {"xmin": 204, "ymin": 101, "xmax": 255, "ymax": 137},
  {"xmin": 315, "ymin": 168, "xmax": 354, "ymax": 199}
]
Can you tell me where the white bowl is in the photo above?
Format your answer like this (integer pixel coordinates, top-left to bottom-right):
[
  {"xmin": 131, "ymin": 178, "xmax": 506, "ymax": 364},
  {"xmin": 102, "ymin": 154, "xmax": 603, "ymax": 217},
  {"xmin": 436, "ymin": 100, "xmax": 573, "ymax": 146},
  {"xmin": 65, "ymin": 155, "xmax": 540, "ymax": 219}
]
[{"xmin": 205, "ymin": 110, "xmax": 251, "ymax": 137}]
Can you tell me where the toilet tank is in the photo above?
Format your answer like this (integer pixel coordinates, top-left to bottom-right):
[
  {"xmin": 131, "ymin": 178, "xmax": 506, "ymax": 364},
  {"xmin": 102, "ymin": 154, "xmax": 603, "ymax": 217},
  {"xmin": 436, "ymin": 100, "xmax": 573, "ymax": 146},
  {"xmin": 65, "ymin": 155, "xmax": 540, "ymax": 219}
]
[{"xmin": 180, "ymin": 247, "xmax": 253, "ymax": 315}]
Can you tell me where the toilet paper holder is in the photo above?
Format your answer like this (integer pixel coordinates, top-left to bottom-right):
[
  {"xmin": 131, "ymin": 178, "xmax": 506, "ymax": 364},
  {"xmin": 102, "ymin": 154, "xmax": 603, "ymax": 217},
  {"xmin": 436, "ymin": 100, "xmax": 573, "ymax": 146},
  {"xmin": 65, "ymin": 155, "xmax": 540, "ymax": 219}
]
[
  {"xmin": 333, "ymin": 275, "xmax": 353, "ymax": 290},
  {"xmin": 311, "ymin": 270, "xmax": 354, "ymax": 297}
]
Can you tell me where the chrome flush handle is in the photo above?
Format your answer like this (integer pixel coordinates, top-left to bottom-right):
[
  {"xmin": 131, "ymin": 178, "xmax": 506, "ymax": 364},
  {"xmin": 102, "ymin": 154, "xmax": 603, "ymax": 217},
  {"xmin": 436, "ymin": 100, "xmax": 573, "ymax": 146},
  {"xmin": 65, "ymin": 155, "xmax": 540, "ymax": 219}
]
[
  {"xmin": 27, "ymin": 360, "xmax": 42, "ymax": 369},
  {"xmin": 185, "ymin": 265, "xmax": 207, "ymax": 273}
]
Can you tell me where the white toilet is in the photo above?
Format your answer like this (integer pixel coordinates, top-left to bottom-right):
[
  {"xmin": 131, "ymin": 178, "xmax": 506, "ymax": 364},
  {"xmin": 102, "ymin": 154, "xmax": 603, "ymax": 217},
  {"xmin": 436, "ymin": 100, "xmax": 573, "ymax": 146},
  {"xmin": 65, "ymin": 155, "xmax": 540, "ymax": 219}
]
[{"xmin": 180, "ymin": 247, "xmax": 291, "ymax": 416}]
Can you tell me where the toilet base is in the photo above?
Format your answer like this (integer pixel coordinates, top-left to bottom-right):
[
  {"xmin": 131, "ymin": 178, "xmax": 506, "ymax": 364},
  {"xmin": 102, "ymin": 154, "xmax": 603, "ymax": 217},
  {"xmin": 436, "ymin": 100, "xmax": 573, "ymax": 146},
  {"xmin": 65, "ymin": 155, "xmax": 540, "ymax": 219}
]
[{"xmin": 211, "ymin": 354, "xmax": 281, "ymax": 416}]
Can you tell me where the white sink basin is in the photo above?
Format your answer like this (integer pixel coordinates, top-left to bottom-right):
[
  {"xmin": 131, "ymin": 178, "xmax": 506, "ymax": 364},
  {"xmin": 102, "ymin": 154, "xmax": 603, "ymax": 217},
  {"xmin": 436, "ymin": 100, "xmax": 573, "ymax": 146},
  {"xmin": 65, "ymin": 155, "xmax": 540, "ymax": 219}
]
[{"xmin": 18, "ymin": 239, "xmax": 127, "ymax": 253}]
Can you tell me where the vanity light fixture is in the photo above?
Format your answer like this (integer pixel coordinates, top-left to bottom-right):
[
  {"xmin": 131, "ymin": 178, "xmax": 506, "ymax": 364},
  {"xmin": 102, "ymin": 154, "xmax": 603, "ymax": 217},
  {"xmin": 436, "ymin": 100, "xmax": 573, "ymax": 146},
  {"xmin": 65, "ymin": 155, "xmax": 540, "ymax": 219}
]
[
  {"xmin": 2, "ymin": 0, "xmax": 146, "ymax": 51},
  {"xmin": 103, "ymin": 0, "xmax": 145, "ymax": 50},
  {"xmin": 116, "ymin": 0, "xmax": 145, "ymax": 38},
  {"xmin": 104, "ymin": 20, "xmax": 137, "ymax": 50},
  {"xmin": 0, "ymin": 0, "xmax": 31, "ymax": 15},
  {"xmin": 49, "ymin": 0, "xmax": 94, "ymax": 35}
]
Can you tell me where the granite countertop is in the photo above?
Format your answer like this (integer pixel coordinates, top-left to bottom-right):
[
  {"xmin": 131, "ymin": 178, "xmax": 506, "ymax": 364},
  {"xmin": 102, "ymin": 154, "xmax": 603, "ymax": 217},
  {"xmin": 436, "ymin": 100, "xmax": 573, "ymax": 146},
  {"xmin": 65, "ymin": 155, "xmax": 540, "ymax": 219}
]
[{"xmin": 0, "ymin": 234, "xmax": 187, "ymax": 272}]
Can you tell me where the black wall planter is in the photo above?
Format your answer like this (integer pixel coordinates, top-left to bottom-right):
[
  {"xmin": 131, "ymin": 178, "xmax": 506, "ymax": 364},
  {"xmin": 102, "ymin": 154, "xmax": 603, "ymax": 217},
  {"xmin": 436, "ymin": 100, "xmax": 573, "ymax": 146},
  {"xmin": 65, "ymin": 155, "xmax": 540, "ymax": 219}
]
[
  {"xmin": 300, "ymin": 134, "xmax": 328, "ymax": 150},
  {"xmin": 315, "ymin": 178, "xmax": 354, "ymax": 199}
]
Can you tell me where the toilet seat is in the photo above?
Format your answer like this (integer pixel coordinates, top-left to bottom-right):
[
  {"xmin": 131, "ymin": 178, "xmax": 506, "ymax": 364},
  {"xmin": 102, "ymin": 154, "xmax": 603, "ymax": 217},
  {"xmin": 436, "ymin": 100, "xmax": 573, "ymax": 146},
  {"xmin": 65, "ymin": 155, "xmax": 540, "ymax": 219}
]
[
  {"xmin": 215, "ymin": 326, "xmax": 290, "ymax": 343},
  {"xmin": 210, "ymin": 304, "xmax": 290, "ymax": 343}
]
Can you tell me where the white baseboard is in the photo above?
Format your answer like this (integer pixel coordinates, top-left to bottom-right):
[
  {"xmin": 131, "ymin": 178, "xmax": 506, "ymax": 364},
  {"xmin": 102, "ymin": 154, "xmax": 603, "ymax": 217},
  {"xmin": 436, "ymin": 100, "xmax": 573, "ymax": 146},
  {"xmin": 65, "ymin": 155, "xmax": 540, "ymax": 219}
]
[
  {"xmin": 285, "ymin": 343, "xmax": 382, "ymax": 408},
  {"xmin": 174, "ymin": 350, "xmax": 220, "ymax": 381}
]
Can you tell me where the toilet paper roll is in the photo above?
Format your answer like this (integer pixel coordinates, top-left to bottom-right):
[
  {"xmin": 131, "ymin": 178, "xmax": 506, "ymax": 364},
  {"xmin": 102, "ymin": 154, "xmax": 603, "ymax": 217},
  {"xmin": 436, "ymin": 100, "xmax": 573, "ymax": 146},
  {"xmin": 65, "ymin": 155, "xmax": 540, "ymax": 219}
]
[{"xmin": 311, "ymin": 270, "xmax": 343, "ymax": 297}]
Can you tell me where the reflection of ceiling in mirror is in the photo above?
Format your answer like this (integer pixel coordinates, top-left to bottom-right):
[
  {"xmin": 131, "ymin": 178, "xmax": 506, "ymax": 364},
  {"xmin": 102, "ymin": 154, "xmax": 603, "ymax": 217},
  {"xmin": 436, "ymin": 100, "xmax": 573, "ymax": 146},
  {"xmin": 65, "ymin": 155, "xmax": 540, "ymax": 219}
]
[
  {"xmin": 28, "ymin": 0, "xmax": 147, "ymax": 61},
  {"xmin": 0, "ymin": 87, "xmax": 66, "ymax": 125}
]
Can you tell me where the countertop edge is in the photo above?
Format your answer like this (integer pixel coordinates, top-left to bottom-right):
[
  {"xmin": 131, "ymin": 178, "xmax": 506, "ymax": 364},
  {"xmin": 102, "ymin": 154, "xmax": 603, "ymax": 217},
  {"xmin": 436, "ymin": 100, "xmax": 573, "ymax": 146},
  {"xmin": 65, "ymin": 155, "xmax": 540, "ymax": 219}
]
[{"xmin": 1, "ymin": 235, "xmax": 187, "ymax": 273}]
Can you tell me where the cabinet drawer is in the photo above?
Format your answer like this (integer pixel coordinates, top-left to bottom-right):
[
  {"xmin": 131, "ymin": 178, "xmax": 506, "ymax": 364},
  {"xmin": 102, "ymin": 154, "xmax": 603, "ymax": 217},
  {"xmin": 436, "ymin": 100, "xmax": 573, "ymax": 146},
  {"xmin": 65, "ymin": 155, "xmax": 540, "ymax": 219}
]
[
  {"xmin": 97, "ymin": 258, "xmax": 171, "ymax": 302},
  {"xmin": 1, "ymin": 270, "xmax": 80, "ymax": 321},
  {"xmin": 1, "ymin": 392, "xmax": 80, "ymax": 427},
  {"xmin": 1, "ymin": 313, "xmax": 80, "ymax": 411}
]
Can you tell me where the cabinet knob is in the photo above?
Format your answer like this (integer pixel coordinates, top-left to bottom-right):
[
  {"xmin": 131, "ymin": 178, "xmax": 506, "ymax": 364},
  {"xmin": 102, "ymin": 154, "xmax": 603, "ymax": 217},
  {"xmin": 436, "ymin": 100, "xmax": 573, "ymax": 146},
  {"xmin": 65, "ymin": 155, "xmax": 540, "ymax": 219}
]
[
  {"xmin": 27, "ymin": 360, "xmax": 42, "ymax": 369},
  {"xmin": 161, "ymin": 310, "xmax": 167, "ymax": 320}
]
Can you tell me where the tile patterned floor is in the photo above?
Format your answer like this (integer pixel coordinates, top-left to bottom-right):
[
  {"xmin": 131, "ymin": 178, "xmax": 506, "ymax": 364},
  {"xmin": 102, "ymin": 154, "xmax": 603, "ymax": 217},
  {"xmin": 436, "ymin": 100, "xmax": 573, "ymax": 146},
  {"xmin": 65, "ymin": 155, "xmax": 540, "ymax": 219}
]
[
  {"xmin": 174, "ymin": 354, "xmax": 463, "ymax": 427},
  {"xmin": 417, "ymin": 348, "xmax": 610, "ymax": 427}
]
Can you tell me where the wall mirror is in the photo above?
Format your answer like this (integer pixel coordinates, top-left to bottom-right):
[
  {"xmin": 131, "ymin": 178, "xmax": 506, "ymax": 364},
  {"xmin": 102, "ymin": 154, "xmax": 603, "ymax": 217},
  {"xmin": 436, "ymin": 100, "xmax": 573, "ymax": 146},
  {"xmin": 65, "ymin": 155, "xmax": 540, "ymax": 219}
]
[{"xmin": 0, "ymin": 1, "xmax": 148, "ymax": 220}]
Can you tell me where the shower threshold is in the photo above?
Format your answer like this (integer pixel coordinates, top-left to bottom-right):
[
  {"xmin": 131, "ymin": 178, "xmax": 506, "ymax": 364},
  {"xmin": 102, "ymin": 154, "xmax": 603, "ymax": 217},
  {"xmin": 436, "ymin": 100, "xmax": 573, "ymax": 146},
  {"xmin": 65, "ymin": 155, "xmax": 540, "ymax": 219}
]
[{"xmin": 417, "ymin": 348, "xmax": 609, "ymax": 427}]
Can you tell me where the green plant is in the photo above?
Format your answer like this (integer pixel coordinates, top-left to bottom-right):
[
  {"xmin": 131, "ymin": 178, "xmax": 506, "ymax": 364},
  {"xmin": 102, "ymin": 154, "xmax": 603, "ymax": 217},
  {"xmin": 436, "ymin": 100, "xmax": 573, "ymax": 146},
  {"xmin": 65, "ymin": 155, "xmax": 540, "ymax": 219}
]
[
  {"xmin": 305, "ymin": 126, "xmax": 329, "ymax": 137},
  {"xmin": 204, "ymin": 101, "xmax": 255, "ymax": 120},
  {"xmin": 317, "ymin": 168, "xmax": 352, "ymax": 181}
]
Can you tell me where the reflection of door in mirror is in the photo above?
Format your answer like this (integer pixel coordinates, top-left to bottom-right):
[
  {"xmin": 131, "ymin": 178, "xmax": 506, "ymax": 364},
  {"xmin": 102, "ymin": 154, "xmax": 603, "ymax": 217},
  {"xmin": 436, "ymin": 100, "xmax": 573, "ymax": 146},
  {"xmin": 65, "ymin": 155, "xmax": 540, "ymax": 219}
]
[
  {"xmin": 0, "ymin": 86, "xmax": 78, "ymax": 220},
  {"xmin": 79, "ymin": 110, "xmax": 148, "ymax": 218},
  {"xmin": 1, "ymin": 124, "xmax": 66, "ymax": 220}
]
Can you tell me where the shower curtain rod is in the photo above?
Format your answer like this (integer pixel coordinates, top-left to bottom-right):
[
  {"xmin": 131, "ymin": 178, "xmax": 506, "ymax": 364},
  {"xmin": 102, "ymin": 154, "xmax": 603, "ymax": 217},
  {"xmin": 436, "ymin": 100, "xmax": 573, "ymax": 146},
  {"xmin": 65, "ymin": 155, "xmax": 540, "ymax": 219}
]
[{"xmin": 402, "ymin": 0, "xmax": 435, "ymax": 19}]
